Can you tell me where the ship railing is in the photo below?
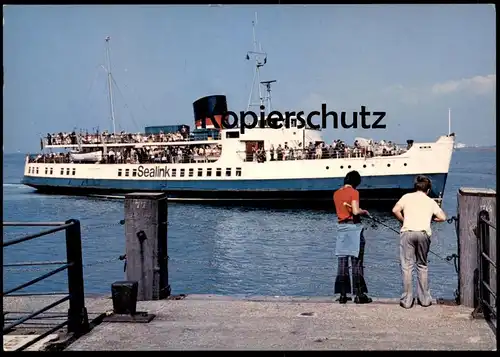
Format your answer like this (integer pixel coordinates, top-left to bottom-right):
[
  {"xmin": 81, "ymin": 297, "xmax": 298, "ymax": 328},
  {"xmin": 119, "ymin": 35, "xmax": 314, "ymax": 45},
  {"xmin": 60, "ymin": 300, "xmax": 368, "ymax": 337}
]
[
  {"xmin": 28, "ymin": 155, "xmax": 69, "ymax": 164},
  {"xmin": 192, "ymin": 155, "xmax": 221, "ymax": 163},
  {"xmin": 2, "ymin": 220, "xmax": 89, "ymax": 350},
  {"xmin": 27, "ymin": 149, "xmax": 406, "ymax": 165},
  {"xmin": 43, "ymin": 133, "xmax": 222, "ymax": 147},
  {"xmin": 236, "ymin": 149, "xmax": 406, "ymax": 162},
  {"xmin": 473, "ymin": 210, "xmax": 497, "ymax": 330},
  {"xmin": 27, "ymin": 153, "xmax": 223, "ymax": 165}
]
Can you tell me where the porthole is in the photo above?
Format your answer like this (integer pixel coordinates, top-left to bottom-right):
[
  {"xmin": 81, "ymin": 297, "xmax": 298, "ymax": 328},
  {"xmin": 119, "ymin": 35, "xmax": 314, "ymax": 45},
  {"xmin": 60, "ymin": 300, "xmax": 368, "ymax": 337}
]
[
  {"xmin": 404, "ymin": 163, "xmax": 407, "ymax": 166},
  {"xmin": 348, "ymin": 165, "xmax": 351, "ymax": 169},
  {"xmin": 387, "ymin": 164, "xmax": 391, "ymax": 167},
  {"xmin": 340, "ymin": 166, "xmax": 344, "ymax": 169},
  {"xmin": 363, "ymin": 165, "xmax": 366, "ymax": 168},
  {"xmin": 326, "ymin": 166, "xmax": 329, "ymax": 170}
]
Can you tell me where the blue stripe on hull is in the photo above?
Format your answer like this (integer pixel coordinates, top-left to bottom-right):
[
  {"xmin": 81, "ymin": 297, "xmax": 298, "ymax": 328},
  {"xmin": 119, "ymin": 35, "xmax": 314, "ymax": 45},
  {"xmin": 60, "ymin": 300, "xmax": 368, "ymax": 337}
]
[{"xmin": 21, "ymin": 173, "xmax": 448, "ymax": 199}]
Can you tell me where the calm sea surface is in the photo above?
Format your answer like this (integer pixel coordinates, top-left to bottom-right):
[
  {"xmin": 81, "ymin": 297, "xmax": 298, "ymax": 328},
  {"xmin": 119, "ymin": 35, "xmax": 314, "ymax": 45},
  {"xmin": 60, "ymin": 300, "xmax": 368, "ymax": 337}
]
[{"xmin": 2, "ymin": 149, "xmax": 496, "ymax": 298}]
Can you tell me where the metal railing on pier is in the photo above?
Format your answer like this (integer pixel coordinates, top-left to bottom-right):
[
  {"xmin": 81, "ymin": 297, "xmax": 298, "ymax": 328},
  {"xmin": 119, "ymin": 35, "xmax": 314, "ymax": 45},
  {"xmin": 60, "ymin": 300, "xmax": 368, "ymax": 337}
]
[
  {"xmin": 2, "ymin": 220, "xmax": 89, "ymax": 351},
  {"xmin": 473, "ymin": 210, "xmax": 497, "ymax": 333}
]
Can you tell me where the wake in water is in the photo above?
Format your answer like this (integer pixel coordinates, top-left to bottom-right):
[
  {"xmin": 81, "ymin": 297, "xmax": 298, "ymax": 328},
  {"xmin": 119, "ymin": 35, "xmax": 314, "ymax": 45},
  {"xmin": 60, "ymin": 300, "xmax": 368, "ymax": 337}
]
[
  {"xmin": 3, "ymin": 183, "xmax": 31, "ymax": 189},
  {"xmin": 88, "ymin": 194, "xmax": 126, "ymax": 200}
]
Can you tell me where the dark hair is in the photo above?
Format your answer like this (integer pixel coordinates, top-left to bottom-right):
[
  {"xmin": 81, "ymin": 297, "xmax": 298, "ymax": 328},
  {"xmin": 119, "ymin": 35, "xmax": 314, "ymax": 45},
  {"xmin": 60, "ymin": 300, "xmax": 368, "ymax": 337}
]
[
  {"xmin": 414, "ymin": 175, "xmax": 432, "ymax": 192},
  {"xmin": 344, "ymin": 170, "xmax": 361, "ymax": 188}
]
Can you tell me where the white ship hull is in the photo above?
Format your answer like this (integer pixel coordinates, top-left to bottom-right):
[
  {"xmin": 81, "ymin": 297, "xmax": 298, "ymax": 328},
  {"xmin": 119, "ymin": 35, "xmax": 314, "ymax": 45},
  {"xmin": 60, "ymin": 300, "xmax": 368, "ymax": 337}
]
[{"xmin": 22, "ymin": 132, "xmax": 454, "ymax": 207}]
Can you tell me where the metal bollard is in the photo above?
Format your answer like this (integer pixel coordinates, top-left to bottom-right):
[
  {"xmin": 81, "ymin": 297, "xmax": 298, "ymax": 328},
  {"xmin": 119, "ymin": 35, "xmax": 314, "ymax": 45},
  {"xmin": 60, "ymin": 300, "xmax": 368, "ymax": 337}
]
[{"xmin": 102, "ymin": 281, "xmax": 155, "ymax": 323}]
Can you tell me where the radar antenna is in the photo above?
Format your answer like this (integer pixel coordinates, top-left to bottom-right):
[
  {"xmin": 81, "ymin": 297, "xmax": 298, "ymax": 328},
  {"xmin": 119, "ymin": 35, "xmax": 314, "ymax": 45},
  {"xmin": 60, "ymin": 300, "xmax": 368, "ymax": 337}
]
[{"xmin": 260, "ymin": 80, "xmax": 277, "ymax": 115}]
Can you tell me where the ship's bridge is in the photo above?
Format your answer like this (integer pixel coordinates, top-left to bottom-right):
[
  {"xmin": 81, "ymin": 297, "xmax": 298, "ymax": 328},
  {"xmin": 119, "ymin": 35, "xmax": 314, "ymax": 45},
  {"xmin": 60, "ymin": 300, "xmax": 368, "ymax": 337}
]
[{"xmin": 219, "ymin": 113, "xmax": 324, "ymax": 163}]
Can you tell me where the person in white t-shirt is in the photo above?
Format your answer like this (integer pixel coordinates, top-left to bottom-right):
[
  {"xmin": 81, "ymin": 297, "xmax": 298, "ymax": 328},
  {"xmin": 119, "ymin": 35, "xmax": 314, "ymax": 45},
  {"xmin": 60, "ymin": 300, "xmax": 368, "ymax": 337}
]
[{"xmin": 392, "ymin": 175, "xmax": 447, "ymax": 309}]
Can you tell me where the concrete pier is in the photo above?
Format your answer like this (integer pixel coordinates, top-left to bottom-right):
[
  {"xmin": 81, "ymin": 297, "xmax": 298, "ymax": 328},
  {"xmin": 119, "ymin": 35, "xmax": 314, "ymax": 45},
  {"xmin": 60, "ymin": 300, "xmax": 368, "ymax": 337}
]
[{"xmin": 3, "ymin": 294, "xmax": 496, "ymax": 351}]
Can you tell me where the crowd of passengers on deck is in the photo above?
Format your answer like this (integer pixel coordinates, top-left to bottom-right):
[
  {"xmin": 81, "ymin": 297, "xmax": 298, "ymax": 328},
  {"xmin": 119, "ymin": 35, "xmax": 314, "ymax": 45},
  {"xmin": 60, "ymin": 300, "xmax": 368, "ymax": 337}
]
[
  {"xmin": 249, "ymin": 139, "xmax": 406, "ymax": 163},
  {"xmin": 30, "ymin": 138, "xmax": 406, "ymax": 165},
  {"xmin": 29, "ymin": 144, "xmax": 223, "ymax": 164},
  {"xmin": 44, "ymin": 129, "xmax": 194, "ymax": 146}
]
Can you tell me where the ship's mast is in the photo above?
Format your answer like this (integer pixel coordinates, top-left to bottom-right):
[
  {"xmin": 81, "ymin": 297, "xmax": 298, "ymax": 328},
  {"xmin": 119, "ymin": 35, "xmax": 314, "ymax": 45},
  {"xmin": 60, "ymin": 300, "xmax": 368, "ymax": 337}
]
[
  {"xmin": 448, "ymin": 108, "xmax": 451, "ymax": 135},
  {"xmin": 105, "ymin": 36, "xmax": 117, "ymax": 135},
  {"xmin": 246, "ymin": 13, "xmax": 269, "ymax": 114}
]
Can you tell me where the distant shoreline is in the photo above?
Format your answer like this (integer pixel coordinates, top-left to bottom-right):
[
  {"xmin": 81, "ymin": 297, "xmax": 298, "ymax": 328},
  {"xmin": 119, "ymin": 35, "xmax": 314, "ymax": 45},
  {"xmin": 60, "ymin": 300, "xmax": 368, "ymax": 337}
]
[{"xmin": 455, "ymin": 146, "xmax": 497, "ymax": 150}]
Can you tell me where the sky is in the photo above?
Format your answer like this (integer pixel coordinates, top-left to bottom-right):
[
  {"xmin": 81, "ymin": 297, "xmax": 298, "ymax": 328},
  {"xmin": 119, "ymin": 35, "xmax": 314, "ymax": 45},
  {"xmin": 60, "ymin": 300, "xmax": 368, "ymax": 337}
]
[{"xmin": 3, "ymin": 4, "xmax": 496, "ymax": 153}]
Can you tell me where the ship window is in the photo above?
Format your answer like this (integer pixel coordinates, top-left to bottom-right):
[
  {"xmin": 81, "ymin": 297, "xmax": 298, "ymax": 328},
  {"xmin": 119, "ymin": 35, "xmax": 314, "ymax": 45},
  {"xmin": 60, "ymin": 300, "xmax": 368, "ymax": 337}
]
[
  {"xmin": 28, "ymin": 167, "xmax": 31, "ymax": 174},
  {"xmin": 363, "ymin": 164, "xmax": 366, "ymax": 168},
  {"xmin": 226, "ymin": 131, "xmax": 240, "ymax": 139},
  {"xmin": 404, "ymin": 163, "xmax": 407, "ymax": 166},
  {"xmin": 348, "ymin": 165, "xmax": 351, "ymax": 169},
  {"xmin": 72, "ymin": 168, "xmax": 76, "ymax": 176},
  {"xmin": 118, "ymin": 169, "xmax": 122, "ymax": 177},
  {"xmin": 236, "ymin": 168, "xmax": 242, "ymax": 177},
  {"xmin": 207, "ymin": 168, "xmax": 212, "ymax": 177},
  {"xmin": 216, "ymin": 168, "xmax": 222, "ymax": 177},
  {"xmin": 66, "ymin": 168, "xmax": 70, "ymax": 175},
  {"xmin": 172, "ymin": 168, "xmax": 177, "ymax": 177},
  {"xmin": 132, "ymin": 169, "xmax": 137, "ymax": 177},
  {"xmin": 326, "ymin": 166, "xmax": 329, "ymax": 170},
  {"xmin": 387, "ymin": 164, "xmax": 391, "ymax": 167},
  {"xmin": 226, "ymin": 168, "xmax": 231, "ymax": 177},
  {"xmin": 189, "ymin": 168, "xmax": 194, "ymax": 177},
  {"xmin": 50, "ymin": 168, "xmax": 53, "ymax": 175},
  {"xmin": 180, "ymin": 169, "xmax": 185, "ymax": 177},
  {"xmin": 60, "ymin": 168, "xmax": 64, "ymax": 175},
  {"xmin": 45, "ymin": 167, "xmax": 48, "ymax": 174},
  {"xmin": 340, "ymin": 166, "xmax": 344, "ymax": 169},
  {"xmin": 198, "ymin": 168, "xmax": 203, "ymax": 177},
  {"xmin": 36, "ymin": 167, "xmax": 39, "ymax": 174},
  {"xmin": 125, "ymin": 169, "xmax": 130, "ymax": 177}
]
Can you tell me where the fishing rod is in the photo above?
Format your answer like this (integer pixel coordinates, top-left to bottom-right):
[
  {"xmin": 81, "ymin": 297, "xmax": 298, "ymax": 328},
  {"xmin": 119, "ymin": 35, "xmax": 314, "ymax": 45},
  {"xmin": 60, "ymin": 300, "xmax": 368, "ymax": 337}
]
[{"xmin": 342, "ymin": 203, "xmax": 452, "ymax": 264}]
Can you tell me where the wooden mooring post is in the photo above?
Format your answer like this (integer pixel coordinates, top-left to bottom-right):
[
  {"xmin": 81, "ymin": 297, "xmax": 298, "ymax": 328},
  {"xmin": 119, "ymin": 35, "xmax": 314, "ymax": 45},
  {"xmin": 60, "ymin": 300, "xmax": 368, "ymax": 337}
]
[
  {"xmin": 457, "ymin": 187, "xmax": 496, "ymax": 308},
  {"xmin": 123, "ymin": 192, "xmax": 170, "ymax": 301}
]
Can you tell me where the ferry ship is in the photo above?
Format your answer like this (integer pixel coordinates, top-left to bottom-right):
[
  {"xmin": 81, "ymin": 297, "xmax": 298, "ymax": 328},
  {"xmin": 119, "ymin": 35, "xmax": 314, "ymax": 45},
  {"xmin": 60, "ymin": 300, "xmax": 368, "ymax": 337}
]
[{"xmin": 21, "ymin": 29, "xmax": 455, "ymax": 208}]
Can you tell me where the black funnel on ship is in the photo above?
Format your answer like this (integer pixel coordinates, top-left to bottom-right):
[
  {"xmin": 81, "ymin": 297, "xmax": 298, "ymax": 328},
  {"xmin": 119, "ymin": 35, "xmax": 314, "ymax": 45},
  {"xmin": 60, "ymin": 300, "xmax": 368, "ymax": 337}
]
[{"xmin": 193, "ymin": 95, "xmax": 228, "ymax": 130}]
